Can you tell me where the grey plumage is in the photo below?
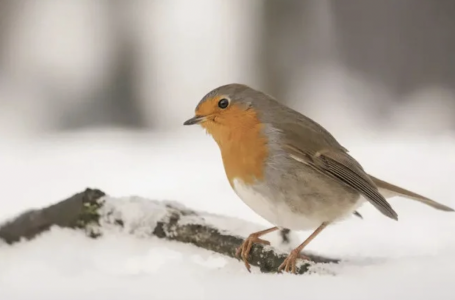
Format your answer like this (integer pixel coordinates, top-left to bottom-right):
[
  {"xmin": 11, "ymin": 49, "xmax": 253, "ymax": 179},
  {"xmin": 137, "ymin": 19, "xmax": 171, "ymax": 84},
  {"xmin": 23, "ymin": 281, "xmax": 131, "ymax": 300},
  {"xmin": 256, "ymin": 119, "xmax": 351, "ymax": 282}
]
[
  {"xmin": 187, "ymin": 83, "xmax": 454, "ymax": 274},
  {"xmin": 202, "ymin": 83, "xmax": 453, "ymax": 224}
]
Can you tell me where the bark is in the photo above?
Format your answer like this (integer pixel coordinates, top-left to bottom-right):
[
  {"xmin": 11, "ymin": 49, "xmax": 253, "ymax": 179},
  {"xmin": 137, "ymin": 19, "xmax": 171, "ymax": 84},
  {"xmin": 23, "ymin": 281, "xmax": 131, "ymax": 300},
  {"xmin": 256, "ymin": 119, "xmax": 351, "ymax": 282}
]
[{"xmin": 0, "ymin": 188, "xmax": 339, "ymax": 274}]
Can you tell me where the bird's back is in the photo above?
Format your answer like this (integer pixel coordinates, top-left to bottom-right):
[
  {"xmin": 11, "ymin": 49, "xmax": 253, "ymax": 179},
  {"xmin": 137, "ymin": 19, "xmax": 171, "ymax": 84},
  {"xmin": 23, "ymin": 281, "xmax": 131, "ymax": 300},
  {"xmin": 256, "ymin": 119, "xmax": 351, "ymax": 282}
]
[
  {"xmin": 249, "ymin": 90, "xmax": 398, "ymax": 220},
  {"xmin": 250, "ymin": 91, "xmax": 348, "ymax": 153}
]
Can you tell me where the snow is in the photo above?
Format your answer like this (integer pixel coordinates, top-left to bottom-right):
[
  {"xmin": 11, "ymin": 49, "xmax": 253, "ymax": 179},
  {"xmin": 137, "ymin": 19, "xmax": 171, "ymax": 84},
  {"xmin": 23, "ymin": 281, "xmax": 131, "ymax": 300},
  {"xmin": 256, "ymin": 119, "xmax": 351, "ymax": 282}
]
[{"xmin": 1, "ymin": 128, "xmax": 455, "ymax": 300}]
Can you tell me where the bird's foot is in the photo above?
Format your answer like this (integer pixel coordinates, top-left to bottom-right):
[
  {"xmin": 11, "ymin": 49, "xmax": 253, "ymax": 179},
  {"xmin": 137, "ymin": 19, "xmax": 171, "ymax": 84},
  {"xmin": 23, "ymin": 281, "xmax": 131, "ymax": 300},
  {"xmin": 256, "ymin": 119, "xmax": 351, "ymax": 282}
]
[
  {"xmin": 278, "ymin": 250, "xmax": 311, "ymax": 274},
  {"xmin": 235, "ymin": 233, "xmax": 271, "ymax": 272}
]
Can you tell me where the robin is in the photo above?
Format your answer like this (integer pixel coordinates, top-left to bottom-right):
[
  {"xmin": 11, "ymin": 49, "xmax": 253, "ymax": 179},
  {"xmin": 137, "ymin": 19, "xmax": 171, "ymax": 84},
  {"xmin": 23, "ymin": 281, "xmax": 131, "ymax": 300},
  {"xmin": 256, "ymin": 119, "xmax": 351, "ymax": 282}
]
[{"xmin": 183, "ymin": 83, "xmax": 454, "ymax": 274}]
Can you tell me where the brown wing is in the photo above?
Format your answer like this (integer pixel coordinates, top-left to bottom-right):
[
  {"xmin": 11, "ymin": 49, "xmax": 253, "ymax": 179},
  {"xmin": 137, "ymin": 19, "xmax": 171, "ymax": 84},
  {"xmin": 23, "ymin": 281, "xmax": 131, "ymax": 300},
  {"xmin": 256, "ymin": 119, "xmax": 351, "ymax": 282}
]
[
  {"xmin": 284, "ymin": 143, "xmax": 398, "ymax": 221},
  {"xmin": 315, "ymin": 150, "xmax": 398, "ymax": 220}
]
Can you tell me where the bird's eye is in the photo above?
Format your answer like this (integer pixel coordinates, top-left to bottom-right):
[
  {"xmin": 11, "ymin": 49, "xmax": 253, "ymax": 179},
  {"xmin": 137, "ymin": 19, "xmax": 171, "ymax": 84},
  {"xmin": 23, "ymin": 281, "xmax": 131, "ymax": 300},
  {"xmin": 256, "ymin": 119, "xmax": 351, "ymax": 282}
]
[{"xmin": 218, "ymin": 98, "xmax": 229, "ymax": 109}]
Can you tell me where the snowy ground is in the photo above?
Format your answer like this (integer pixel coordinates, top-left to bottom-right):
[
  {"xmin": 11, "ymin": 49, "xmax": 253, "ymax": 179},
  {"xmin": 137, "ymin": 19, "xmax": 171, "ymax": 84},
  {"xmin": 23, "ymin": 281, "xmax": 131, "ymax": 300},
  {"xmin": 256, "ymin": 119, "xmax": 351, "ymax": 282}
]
[{"xmin": 1, "ymin": 127, "xmax": 455, "ymax": 300}]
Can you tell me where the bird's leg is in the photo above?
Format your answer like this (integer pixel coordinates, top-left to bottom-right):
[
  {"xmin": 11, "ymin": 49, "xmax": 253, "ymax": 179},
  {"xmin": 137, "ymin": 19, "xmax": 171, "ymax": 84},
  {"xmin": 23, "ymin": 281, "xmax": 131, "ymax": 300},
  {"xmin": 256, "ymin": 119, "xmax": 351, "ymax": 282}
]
[
  {"xmin": 236, "ymin": 226, "xmax": 279, "ymax": 272},
  {"xmin": 278, "ymin": 222, "xmax": 329, "ymax": 274}
]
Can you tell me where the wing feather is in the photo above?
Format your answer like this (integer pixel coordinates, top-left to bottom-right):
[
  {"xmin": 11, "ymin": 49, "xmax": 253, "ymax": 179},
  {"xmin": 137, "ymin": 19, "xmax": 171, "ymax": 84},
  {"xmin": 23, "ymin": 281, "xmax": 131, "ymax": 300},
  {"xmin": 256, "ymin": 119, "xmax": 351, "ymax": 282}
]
[
  {"xmin": 283, "ymin": 142, "xmax": 398, "ymax": 220},
  {"xmin": 317, "ymin": 152, "xmax": 398, "ymax": 220}
]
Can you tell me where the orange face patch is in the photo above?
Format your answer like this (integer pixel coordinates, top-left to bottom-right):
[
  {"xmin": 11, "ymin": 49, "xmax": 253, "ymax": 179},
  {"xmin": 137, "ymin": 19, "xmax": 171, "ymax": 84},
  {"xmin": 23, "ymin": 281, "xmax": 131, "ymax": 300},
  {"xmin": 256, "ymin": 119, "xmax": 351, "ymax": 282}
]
[
  {"xmin": 195, "ymin": 95, "xmax": 225, "ymax": 117},
  {"xmin": 195, "ymin": 99, "xmax": 269, "ymax": 187}
]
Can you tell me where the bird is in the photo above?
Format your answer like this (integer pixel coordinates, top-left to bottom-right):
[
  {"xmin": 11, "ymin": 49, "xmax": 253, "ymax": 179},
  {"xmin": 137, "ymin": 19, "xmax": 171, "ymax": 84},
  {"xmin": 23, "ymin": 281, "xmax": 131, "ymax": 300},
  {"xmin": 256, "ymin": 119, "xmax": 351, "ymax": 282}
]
[{"xmin": 183, "ymin": 83, "xmax": 454, "ymax": 274}]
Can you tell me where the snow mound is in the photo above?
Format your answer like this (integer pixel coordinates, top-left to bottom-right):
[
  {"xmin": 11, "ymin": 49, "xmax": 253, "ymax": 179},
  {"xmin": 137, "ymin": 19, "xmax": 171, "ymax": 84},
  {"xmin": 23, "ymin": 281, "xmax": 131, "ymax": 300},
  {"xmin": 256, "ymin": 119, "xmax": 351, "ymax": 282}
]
[{"xmin": 1, "ymin": 129, "xmax": 455, "ymax": 299}]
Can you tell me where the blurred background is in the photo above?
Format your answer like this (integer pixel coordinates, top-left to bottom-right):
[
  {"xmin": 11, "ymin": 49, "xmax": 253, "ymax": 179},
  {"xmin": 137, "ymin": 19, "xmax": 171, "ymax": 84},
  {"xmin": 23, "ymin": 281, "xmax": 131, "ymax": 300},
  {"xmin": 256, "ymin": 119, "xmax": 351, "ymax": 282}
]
[
  {"xmin": 1, "ymin": 0, "xmax": 454, "ymax": 136},
  {"xmin": 1, "ymin": 0, "xmax": 455, "ymax": 222}
]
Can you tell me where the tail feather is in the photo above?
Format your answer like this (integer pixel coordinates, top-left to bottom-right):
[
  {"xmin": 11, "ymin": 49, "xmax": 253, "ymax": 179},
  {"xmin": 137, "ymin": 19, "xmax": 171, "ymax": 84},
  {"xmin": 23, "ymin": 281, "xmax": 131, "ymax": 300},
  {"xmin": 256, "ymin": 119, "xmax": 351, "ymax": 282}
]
[{"xmin": 369, "ymin": 175, "xmax": 454, "ymax": 212}]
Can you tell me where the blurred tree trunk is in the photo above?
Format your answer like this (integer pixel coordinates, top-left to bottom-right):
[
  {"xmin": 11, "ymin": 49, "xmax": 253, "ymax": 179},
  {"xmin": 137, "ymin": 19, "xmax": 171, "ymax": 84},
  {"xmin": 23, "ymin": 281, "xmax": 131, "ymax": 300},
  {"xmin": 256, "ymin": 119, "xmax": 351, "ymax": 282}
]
[
  {"xmin": 259, "ymin": 0, "xmax": 340, "ymax": 104},
  {"xmin": 0, "ymin": 1, "xmax": 12, "ymax": 44},
  {"xmin": 259, "ymin": 0, "xmax": 307, "ymax": 103},
  {"xmin": 332, "ymin": 0, "xmax": 455, "ymax": 97},
  {"xmin": 0, "ymin": 1, "xmax": 17, "ymax": 64},
  {"xmin": 259, "ymin": 0, "xmax": 455, "ymax": 129},
  {"xmin": 59, "ymin": 1, "xmax": 147, "ymax": 130}
]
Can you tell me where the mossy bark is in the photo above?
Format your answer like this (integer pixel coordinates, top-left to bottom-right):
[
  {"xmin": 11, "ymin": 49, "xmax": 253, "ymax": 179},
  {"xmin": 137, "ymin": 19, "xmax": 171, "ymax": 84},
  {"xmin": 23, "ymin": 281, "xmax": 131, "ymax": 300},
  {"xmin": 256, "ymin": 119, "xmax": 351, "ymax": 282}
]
[
  {"xmin": 0, "ymin": 188, "xmax": 105, "ymax": 243},
  {"xmin": 0, "ymin": 188, "xmax": 339, "ymax": 274}
]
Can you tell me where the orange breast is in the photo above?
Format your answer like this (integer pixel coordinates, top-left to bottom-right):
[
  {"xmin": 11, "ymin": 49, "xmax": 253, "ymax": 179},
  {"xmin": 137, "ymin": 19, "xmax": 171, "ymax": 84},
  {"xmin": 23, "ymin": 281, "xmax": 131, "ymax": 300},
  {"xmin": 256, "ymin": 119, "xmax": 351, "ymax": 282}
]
[{"xmin": 202, "ymin": 106, "xmax": 269, "ymax": 187}]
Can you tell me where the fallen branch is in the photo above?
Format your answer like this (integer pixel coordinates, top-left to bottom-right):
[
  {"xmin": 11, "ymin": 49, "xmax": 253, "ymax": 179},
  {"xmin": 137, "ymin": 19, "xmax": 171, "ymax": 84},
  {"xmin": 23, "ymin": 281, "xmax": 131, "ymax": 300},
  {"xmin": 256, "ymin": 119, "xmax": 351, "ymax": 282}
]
[{"xmin": 0, "ymin": 188, "xmax": 339, "ymax": 274}]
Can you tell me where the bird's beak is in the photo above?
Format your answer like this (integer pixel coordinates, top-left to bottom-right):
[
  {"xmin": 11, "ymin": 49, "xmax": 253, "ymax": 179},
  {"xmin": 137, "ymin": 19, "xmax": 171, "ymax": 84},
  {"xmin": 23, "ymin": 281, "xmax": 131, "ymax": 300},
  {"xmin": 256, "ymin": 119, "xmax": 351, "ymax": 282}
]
[{"xmin": 183, "ymin": 115, "xmax": 206, "ymax": 126}]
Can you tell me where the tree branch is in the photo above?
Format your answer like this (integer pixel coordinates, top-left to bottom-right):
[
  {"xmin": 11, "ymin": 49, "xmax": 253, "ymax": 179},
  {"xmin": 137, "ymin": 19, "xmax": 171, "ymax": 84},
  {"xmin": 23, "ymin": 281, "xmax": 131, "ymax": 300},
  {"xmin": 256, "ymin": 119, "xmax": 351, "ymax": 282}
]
[{"xmin": 0, "ymin": 188, "xmax": 339, "ymax": 274}]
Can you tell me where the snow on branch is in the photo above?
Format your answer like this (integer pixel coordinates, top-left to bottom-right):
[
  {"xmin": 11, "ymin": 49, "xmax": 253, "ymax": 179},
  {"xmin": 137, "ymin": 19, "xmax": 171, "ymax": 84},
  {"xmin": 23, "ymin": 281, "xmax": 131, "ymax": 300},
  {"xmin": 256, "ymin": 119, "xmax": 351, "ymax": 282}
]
[{"xmin": 0, "ymin": 188, "xmax": 339, "ymax": 274}]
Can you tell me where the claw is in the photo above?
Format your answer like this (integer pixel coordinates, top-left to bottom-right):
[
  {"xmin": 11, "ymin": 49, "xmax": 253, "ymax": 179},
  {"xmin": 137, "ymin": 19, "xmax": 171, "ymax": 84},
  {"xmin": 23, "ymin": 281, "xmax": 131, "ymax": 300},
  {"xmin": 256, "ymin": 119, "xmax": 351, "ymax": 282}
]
[
  {"xmin": 277, "ymin": 223, "xmax": 328, "ymax": 274},
  {"xmin": 236, "ymin": 234, "xmax": 271, "ymax": 272},
  {"xmin": 278, "ymin": 251, "xmax": 312, "ymax": 274}
]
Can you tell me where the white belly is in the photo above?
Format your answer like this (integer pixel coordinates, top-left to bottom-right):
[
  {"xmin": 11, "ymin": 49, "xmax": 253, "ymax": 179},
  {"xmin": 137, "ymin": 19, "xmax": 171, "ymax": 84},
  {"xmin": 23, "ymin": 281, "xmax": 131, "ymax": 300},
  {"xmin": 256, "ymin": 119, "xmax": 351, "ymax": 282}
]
[
  {"xmin": 233, "ymin": 178, "xmax": 325, "ymax": 231},
  {"xmin": 232, "ymin": 178, "xmax": 365, "ymax": 231}
]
